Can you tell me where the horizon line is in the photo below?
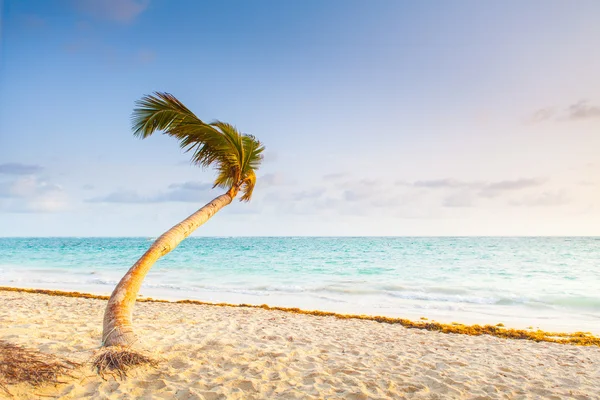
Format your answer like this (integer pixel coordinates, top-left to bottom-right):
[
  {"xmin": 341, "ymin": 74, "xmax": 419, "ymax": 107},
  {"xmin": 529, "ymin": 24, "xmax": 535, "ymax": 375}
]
[{"xmin": 1, "ymin": 235, "xmax": 599, "ymax": 239}]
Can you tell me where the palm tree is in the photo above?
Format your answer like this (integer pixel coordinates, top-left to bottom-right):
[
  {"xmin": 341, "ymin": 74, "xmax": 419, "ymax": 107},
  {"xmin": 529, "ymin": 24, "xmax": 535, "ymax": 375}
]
[{"xmin": 101, "ymin": 92, "xmax": 264, "ymax": 347}]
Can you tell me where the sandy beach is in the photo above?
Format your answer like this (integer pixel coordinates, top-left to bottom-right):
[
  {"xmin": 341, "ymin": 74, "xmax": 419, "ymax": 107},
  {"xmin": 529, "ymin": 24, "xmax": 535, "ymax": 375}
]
[{"xmin": 0, "ymin": 289, "xmax": 599, "ymax": 399}]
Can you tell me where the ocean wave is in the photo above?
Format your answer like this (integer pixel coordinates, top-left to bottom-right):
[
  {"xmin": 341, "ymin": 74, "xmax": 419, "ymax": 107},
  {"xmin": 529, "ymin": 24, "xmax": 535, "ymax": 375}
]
[
  {"xmin": 313, "ymin": 286, "xmax": 381, "ymax": 295},
  {"xmin": 384, "ymin": 290, "xmax": 500, "ymax": 305},
  {"xmin": 2, "ymin": 270, "xmax": 599, "ymax": 313},
  {"xmin": 88, "ymin": 278, "xmax": 118, "ymax": 286},
  {"xmin": 541, "ymin": 296, "xmax": 600, "ymax": 310}
]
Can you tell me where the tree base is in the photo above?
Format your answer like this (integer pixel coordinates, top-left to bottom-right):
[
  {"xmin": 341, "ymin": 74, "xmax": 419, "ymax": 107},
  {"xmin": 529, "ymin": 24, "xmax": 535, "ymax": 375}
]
[{"xmin": 91, "ymin": 347, "xmax": 156, "ymax": 379}]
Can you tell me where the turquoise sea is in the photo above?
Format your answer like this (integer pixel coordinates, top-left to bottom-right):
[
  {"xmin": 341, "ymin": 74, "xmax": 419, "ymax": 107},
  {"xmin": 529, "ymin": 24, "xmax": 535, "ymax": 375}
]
[{"xmin": 1, "ymin": 237, "xmax": 599, "ymax": 333}]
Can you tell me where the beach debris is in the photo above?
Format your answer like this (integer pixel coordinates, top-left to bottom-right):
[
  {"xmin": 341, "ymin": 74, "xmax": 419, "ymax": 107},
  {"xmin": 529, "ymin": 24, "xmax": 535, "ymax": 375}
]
[
  {"xmin": 91, "ymin": 347, "xmax": 156, "ymax": 380},
  {"xmin": 0, "ymin": 340, "xmax": 79, "ymax": 395},
  {"xmin": 3, "ymin": 287, "xmax": 600, "ymax": 348}
]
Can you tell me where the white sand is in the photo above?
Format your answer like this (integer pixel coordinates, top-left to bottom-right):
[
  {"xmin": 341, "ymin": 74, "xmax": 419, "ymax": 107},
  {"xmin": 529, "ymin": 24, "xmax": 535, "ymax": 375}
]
[{"xmin": 1, "ymin": 290, "xmax": 599, "ymax": 399}]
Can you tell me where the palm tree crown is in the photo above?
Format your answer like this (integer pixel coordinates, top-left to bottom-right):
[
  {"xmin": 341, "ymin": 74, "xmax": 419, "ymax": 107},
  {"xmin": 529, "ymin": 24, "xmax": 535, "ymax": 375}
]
[{"xmin": 131, "ymin": 92, "xmax": 265, "ymax": 201}]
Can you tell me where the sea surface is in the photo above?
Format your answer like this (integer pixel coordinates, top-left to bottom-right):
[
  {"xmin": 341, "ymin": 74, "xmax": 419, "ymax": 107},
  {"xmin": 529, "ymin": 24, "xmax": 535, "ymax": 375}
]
[{"xmin": 1, "ymin": 237, "xmax": 599, "ymax": 333}]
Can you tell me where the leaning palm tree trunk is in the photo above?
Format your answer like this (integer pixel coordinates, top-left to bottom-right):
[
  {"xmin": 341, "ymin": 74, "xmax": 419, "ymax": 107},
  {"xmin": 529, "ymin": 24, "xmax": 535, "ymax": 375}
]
[
  {"xmin": 102, "ymin": 192, "xmax": 233, "ymax": 347},
  {"xmin": 99, "ymin": 92, "xmax": 265, "ymax": 354}
]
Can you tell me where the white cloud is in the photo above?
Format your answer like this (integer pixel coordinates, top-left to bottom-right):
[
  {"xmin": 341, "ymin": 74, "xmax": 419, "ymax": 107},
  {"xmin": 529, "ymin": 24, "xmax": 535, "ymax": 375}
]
[{"xmin": 0, "ymin": 177, "xmax": 68, "ymax": 213}]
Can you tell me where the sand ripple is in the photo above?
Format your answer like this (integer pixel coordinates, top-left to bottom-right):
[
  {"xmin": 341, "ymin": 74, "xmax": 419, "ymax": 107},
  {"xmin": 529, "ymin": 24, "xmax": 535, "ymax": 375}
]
[{"xmin": 1, "ymin": 291, "xmax": 599, "ymax": 399}]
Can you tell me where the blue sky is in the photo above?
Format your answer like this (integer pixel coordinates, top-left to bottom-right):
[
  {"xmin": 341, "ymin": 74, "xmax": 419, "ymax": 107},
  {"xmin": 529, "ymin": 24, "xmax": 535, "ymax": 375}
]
[{"xmin": 1, "ymin": 0, "xmax": 599, "ymax": 236}]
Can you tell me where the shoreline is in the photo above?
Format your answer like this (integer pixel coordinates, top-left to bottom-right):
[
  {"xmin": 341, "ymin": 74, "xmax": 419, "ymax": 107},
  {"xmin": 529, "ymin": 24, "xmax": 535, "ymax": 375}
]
[
  {"xmin": 4, "ymin": 236, "xmax": 598, "ymax": 336},
  {"xmin": 2, "ymin": 287, "xmax": 600, "ymax": 399},
  {"xmin": 2, "ymin": 286, "xmax": 598, "ymax": 347}
]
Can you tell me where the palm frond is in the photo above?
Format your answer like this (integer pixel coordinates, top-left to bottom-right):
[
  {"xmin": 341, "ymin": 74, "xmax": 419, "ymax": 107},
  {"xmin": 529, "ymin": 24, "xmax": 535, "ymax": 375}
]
[
  {"xmin": 132, "ymin": 92, "xmax": 200, "ymax": 139},
  {"xmin": 211, "ymin": 121, "xmax": 245, "ymax": 172},
  {"xmin": 241, "ymin": 134, "xmax": 265, "ymax": 175},
  {"xmin": 238, "ymin": 134, "xmax": 264, "ymax": 201},
  {"xmin": 131, "ymin": 92, "xmax": 265, "ymax": 200},
  {"xmin": 239, "ymin": 169, "xmax": 257, "ymax": 202}
]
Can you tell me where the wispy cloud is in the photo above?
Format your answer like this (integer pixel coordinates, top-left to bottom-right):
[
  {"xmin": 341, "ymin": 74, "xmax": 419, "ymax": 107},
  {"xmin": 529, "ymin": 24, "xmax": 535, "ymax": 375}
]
[
  {"xmin": 402, "ymin": 178, "xmax": 544, "ymax": 197},
  {"xmin": 443, "ymin": 191, "xmax": 474, "ymax": 208},
  {"xmin": 509, "ymin": 191, "xmax": 570, "ymax": 207},
  {"xmin": 566, "ymin": 101, "xmax": 600, "ymax": 121},
  {"xmin": 259, "ymin": 173, "xmax": 287, "ymax": 187},
  {"xmin": 479, "ymin": 179, "xmax": 544, "ymax": 198},
  {"xmin": 168, "ymin": 181, "xmax": 212, "ymax": 191},
  {"xmin": 526, "ymin": 101, "xmax": 600, "ymax": 124},
  {"xmin": 73, "ymin": 0, "xmax": 150, "ymax": 23},
  {"xmin": 340, "ymin": 179, "xmax": 382, "ymax": 202},
  {"xmin": 323, "ymin": 172, "xmax": 348, "ymax": 181},
  {"xmin": 291, "ymin": 188, "xmax": 326, "ymax": 201},
  {"xmin": 87, "ymin": 181, "xmax": 214, "ymax": 203},
  {"xmin": 263, "ymin": 175, "xmax": 553, "ymax": 217},
  {"xmin": 524, "ymin": 107, "xmax": 556, "ymax": 124},
  {"xmin": 398, "ymin": 177, "xmax": 547, "ymax": 208},
  {"xmin": 343, "ymin": 189, "xmax": 369, "ymax": 202},
  {"xmin": 261, "ymin": 178, "xmax": 427, "ymax": 217},
  {"xmin": 412, "ymin": 179, "xmax": 475, "ymax": 189},
  {"xmin": 0, "ymin": 163, "xmax": 44, "ymax": 175},
  {"xmin": 87, "ymin": 190, "xmax": 150, "ymax": 203}
]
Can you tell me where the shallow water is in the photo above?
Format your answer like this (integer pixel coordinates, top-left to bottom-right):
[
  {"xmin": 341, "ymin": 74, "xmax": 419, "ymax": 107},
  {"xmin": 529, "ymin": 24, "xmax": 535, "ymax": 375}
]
[{"xmin": 1, "ymin": 237, "xmax": 599, "ymax": 333}]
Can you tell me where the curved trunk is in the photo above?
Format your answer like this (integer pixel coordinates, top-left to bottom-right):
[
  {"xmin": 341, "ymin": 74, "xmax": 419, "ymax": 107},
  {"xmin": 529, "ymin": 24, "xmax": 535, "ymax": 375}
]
[{"xmin": 101, "ymin": 192, "xmax": 233, "ymax": 347}]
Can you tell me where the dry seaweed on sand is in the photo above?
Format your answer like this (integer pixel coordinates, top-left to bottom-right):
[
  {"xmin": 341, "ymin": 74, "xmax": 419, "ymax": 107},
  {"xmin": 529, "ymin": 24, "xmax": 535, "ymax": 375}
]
[
  {"xmin": 91, "ymin": 347, "xmax": 157, "ymax": 380},
  {"xmin": 3, "ymin": 286, "xmax": 600, "ymax": 347},
  {"xmin": 0, "ymin": 340, "xmax": 79, "ymax": 395}
]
